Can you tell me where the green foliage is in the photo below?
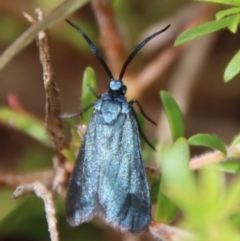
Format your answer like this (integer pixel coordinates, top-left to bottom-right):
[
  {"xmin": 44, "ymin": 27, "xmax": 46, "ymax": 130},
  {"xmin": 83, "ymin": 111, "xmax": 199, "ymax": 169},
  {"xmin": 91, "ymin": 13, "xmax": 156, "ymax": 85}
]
[
  {"xmin": 160, "ymin": 91, "xmax": 184, "ymax": 141},
  {"xmin": 155, "ymin": 92, "xmax": 185, "ymax": 223},
  {"xmin": 155, "ymin": 92, "xmax": 240, "ymax": 240},
  {"xmin": 224, "ymin": 50, "xmax": 240, "ymax": 82},
  {"xmin": 175, "ymin": 0, "xmax": 240, "ymax": 82},
  {"xmin": 174, "ymin": 17, "xmax": 235, "ymax": 46},
  {"xmin": 231, "ymin": 133, "xmax": 240, "ymax": 145},
  {"xmin": 217, "ymin": 161, "xmax": 240, "ymax": 174},
  {"xmin": 61, "ymin": 67, "xmax": 97, "ymax": 163},
  {"xmin": 188, "ymin": 133, "xmax": 227, "ymax": 154},
  {"xmin": 81, "ymin": 67, "xmax": 97, "ymax": 124},
  {"xmin": 158, "ymin": 138, "xmax": 240, "ymax": 240},
  {"xmin": 159, "ymin": 138, "xmax": 197, "ymax": 209},
  {"xmin": 0, "ymin": 108, "xmax": 50, "ymax": 146},
  {"xmin": 195, "ymin": 0, "xmax": 240, "ymax": 6},
  {"xmin": 155, "ymin": 190, "xmax": 179, "ymax": 223}
]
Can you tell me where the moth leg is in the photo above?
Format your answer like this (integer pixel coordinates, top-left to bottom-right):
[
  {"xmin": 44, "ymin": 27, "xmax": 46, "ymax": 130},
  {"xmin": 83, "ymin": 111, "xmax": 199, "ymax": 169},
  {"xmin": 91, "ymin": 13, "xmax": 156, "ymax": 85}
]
[
  {"xmin": 86, "ymin": 83, "xmax": 100, "ymax": 99},
  {"xmin": 58, "ymin": 102, "xmax": 96, "ymax": 119},
  {"xmin": 130, "ymin": 106, "xmax": 156, "ymax": 151},
  {"xmin": 129, "ymin": 99, "xmax": 157, "ymax": 126}
]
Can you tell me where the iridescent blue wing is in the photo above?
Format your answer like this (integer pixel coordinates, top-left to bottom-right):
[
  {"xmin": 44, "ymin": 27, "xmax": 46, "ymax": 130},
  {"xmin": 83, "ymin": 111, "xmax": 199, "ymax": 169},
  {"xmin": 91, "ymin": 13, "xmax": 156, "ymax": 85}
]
[
  {"xmin": 96, "ymin": 111, "xmax": 151, "ymax": 233},
  {"xmin": 66, "ymin": 107, "xmax": 151, "ymax": 233},
  {"xmin": 65, "ymin": 111, "xmax": 100, "ymax": 225}
]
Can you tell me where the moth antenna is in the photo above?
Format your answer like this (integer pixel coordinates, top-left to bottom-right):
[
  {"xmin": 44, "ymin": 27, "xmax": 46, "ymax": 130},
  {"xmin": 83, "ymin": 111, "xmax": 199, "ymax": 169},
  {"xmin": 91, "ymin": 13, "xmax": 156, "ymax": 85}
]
[
  {"xmin": 118, "ymin": 24, "xmax": 171, "ymax": 80},
  {"xmin": 66, "ymin": 19, "xmax": 114, "ymax": 80}
]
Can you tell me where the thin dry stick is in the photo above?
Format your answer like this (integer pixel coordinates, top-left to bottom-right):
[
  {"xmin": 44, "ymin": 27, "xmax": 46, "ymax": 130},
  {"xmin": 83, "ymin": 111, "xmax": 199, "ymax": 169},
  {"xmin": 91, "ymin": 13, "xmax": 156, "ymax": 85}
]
[
  {"xmin": 0, "ymin": 0, "xmax": 89, "ymax": 71},
  {"xmin": 12, "ymin": 182, "xmax": 59, "ymax": 241},
  {"xmin": 91, "ymin": 0, "xmax": 127, "ymax": 76},
  {"xmin": 7, "ymin": 9, "xmax": 71, "ymax": 241},
  {"xmin": 0, "ymin": 170, "xmax": 55, "ymax": 188},
  {"xmin": 35, "ymin": 9, "xmax": 68, "ymax": 160}
]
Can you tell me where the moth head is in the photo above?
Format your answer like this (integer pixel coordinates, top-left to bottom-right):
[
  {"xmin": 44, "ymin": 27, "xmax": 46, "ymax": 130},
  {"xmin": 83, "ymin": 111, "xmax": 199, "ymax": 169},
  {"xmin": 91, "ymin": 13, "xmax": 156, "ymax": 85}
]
[{"xmin": 108, "ymin": 80, "xmax": 127, "ymax": 96}]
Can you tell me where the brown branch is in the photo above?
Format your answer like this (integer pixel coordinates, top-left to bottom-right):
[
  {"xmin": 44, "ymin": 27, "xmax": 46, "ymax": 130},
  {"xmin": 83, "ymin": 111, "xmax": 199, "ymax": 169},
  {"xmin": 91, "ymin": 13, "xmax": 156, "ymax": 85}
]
[
  {"xmin": 12, "ymin": 182, "xmax": 59, "ymax": 241},
  {"xmin": 51, "ymin": 157, "xmax": 70, "ymax": 193},
  {"xmin": 0, "ymin": 159, "xmax": 72, "ymax": 193},
  {"xmin": 4, "ymin": 14, "xmax": 73, "ymax": 241},
  {"xmin": 91, "ymin": 0, "xmax": 126, "ymax": 76},
  {"xmin": 0, "ymin": 170, "xmax": 55, "ymax": 188},
  {"xmin": 2, "ymin": 10, "xmax": 73, "ymax": 196},
  {"xmin": 34, "ymin": 9, "xmax": 68, "ymax": 162}
]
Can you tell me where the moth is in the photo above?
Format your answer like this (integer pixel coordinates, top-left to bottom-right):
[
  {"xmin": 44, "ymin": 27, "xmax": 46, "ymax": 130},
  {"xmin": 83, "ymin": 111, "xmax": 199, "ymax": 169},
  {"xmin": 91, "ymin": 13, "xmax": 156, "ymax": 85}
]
[{"xmin": 65, "ymin": 20, "xmax": 170, "ymax": 233}]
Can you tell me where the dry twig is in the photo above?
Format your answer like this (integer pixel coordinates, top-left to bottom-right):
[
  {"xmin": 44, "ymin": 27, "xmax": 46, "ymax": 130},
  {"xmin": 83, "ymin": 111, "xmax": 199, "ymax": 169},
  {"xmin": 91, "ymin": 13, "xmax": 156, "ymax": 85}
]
[
  {"xmin": 0, "ymin": 170, "xmax": 55, "ymax": 188},
  {"xmin": 35, "ymin": 8, "xmax": 68, "ymax": 160},
  {"xmin": 5, "ymin": 9, "xmax": 72, "ymax": 241},
  {"xmin": 12, "ymin": 182, "xmax": 59, "ymax": 241}
]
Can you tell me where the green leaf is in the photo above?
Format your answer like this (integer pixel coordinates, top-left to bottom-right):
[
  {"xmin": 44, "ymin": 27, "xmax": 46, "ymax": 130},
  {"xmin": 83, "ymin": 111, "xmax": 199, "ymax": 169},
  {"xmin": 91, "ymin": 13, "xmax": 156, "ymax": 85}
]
[
  {"xmin": 192, "ymin": 168, "xmax": 227, "ymax": 226},
  {"xmin": 224, "ymin": 50, "xmax": 240, "ymax": 82},
  {"xmin": 62, "ymin": 148, "xmax": 76, "ymax": 163},
  {"xmin": 0, "ymin": 108, "xmax": 51, "ymax": 147},
  {"xmin": 221, "ymin": 176, "xmax": 240, "ymax": 218},
  {"xmin": 217, "ymin": 161, "xmax": 240, "ymax": 174},
  {"xmin": 188, "ymin": 133, "xmax": 227, "ymax": 154},
  {"xmin": 198, "ymin": 167, "xmax": 224, "ymax": 211},
  {"xmin": 195, "ymin": 0, "xmax": 240, "ymax": 6},
  {"xmin": 149, "ymin": 181, "xmax": 160, "ymax": 203},
  {"xmin": 157, "ymin": 138, "xmax": 197, "ymax": 213},
  {"xmin": 81, "ymin": 67, "xmax": 97, "ymax": 124},
  {"xmin": 216, "ymin": 7, "xmax": 240, "ymax": 21},
  {"xmin": 231, "ymin": 133, "xmax": 240, "ymax": 145},
  {"xmin": 228, "ymin": 14, "xmax": 240, "ymax": 33},
  {"xmin": 174, "ymin": 17, "xmax": 235, "ymax": 46},
  {"xmin": 155, "ymin": 187, "xmax": 179, "ymax": 223},
  {"xmin": 160, "ymin": 91, "xmax": 184, "ymax": 141}
]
